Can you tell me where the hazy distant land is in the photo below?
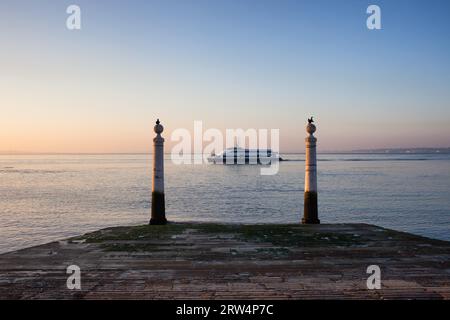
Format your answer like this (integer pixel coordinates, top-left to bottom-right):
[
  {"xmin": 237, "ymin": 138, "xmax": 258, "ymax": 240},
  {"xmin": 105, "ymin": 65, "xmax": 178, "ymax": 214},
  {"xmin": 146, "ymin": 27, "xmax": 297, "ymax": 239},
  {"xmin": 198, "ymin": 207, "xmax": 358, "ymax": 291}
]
[
  {"xmin": 1, "ymin": 148, "xmax": 450, "ymax": 155},
  {"xmin": 348, "ymin": 148, "xmax": 450, "ymax": 154}
]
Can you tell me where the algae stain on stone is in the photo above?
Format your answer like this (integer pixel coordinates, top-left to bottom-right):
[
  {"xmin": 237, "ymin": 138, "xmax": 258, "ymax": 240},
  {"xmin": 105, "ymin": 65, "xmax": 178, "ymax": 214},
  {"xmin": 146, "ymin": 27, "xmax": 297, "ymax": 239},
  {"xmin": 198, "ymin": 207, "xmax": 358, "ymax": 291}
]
[{"xmin": 70, "ymin": 223, "xmax": 363, "ymax": 254}]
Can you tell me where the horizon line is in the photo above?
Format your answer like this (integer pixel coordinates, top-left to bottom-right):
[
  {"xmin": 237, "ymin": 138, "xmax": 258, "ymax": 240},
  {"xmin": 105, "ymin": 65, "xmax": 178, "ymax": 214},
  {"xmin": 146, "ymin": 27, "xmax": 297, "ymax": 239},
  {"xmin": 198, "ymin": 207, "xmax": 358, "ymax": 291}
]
[{"xmin": 1, "ymin": 147, "xmax": 449, "ymax": 156}]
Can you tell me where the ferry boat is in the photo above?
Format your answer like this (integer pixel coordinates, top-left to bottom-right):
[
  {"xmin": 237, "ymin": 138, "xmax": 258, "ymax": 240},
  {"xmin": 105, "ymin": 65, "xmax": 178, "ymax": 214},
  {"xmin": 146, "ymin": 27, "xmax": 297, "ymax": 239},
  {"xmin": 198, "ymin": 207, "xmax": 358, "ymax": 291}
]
[{"xmin": 207, "ymin": 147, "xmax": 283, "ymax": 164}]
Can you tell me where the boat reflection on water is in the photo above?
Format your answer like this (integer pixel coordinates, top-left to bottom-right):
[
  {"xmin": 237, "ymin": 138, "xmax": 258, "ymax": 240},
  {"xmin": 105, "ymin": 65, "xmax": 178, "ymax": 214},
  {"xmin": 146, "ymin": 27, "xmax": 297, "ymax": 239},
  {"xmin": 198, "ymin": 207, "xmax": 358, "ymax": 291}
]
[{"xmin": 207, "ymin": 147, "xmax": 283, "ymax": 165}]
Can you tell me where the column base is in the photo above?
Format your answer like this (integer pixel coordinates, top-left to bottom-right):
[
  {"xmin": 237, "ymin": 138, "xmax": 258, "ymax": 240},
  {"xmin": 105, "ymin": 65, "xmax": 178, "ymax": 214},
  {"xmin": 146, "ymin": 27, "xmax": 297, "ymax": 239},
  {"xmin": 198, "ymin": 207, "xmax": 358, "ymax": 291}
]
[
  {"xmin": 302, "ymin": 191, "xmax": 319, "ymax": 224},
  {"xmin": 149, "ymin": 218, "xmax": 167, "ymax": 225},
  {"xmin": 150, "ymin": 191, "xmax": 167, "ymax": 225},
  {"xmin": 301, "ymin": 218, "xmax": 320, "ymax": 224}
]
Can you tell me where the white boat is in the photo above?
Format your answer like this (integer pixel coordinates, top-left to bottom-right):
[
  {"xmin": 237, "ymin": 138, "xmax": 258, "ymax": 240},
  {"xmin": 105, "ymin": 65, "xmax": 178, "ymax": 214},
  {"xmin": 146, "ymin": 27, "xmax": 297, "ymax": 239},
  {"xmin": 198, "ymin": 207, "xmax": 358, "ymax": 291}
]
[{"xmin": 207, "ymin": 147, "xmax": 282, "ymax": 164}]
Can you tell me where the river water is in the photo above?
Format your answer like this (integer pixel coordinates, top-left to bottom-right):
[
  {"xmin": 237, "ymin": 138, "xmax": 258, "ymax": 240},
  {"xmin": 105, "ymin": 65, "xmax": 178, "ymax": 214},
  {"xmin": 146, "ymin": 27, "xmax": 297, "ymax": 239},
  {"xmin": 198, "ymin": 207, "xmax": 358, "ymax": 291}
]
[{"xmin": 0, "ymin": 153, "xmax": 449, "ymax": 253}]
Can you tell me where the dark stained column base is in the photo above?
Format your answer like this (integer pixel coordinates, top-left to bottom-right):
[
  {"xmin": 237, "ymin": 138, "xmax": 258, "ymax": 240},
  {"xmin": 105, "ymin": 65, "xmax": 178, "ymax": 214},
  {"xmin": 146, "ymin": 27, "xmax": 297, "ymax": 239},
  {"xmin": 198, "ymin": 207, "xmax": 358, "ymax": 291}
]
[
  {"xmin": 302, "ymin": 191, "xmax": 320, "ymax": 224},
  {"xmin": 150, "ymin": 191, "xmax": 167, "ymax": 225},
  {"xmin": 301, "ymin": 218, "xmax": 320, "ymax": 224}
]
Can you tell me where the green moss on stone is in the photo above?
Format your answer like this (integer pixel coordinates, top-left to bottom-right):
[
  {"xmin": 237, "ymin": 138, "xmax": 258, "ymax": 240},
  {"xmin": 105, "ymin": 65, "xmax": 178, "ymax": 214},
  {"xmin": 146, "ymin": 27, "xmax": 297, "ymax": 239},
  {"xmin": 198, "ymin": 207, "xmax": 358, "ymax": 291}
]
[
  {"xmin": 70, "ymin": 222, "xmax": 363, "ymax": 253},
  {"xmin": 71, "ymin": 223, "xmax": 188, "ymax": 243}
]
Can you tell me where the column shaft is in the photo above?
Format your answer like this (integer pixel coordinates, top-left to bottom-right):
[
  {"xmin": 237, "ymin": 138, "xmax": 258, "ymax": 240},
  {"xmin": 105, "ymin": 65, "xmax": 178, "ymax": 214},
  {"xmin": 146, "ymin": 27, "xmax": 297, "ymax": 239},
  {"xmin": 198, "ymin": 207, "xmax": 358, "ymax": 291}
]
[
  {"xmin": 150, "ymin": 121, "xmax": 167, "ymax": 225},
  {"xmin": 302, "ymin": 122, "xmax": 320, "ymax": 224}
]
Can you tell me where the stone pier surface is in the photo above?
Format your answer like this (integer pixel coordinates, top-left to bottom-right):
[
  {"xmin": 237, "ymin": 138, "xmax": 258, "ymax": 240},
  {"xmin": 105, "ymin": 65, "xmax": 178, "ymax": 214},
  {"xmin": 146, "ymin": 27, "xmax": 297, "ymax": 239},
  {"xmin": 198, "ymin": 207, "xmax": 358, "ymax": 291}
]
[{"xmin": 0, "ymin": 223, "xmax": 449, "ymax": 300}]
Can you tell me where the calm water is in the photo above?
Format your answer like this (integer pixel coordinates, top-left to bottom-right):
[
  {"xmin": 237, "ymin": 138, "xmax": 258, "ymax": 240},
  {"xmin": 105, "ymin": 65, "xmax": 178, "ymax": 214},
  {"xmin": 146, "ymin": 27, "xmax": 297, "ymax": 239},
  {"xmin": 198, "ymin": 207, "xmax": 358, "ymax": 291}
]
[{"xmin": 1, "ymin": 154, "xmax": 449, "ymax": 254}]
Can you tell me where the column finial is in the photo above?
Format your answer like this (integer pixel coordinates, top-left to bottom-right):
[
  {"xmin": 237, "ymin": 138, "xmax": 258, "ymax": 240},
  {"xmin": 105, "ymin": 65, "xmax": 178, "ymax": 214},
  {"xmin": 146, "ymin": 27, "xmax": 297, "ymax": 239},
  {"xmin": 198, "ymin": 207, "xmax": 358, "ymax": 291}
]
[
  {"xmin": 154, "ymin": 119, "xmax": 164, "ymax": 134},
  {"xmin": 306, "ymin": 116, "xmax": 316, "ymax": 135}
]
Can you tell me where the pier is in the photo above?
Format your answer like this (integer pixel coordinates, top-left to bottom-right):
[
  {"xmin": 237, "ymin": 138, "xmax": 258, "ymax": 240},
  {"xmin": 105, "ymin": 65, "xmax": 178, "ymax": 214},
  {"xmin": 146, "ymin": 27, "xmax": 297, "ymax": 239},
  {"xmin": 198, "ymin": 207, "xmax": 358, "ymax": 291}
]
[{"xmin": 0, "ymin": 222, "xmax": 449, "ymax": 299}]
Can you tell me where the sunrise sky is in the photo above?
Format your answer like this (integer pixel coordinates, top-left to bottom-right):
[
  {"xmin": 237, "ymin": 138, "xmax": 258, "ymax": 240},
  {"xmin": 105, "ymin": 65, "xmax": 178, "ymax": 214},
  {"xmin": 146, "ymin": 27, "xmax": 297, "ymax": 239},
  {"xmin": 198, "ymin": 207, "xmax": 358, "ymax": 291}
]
[{"xmin": 1, "ymin": 0, "xmax": 450, "ymax": 153}]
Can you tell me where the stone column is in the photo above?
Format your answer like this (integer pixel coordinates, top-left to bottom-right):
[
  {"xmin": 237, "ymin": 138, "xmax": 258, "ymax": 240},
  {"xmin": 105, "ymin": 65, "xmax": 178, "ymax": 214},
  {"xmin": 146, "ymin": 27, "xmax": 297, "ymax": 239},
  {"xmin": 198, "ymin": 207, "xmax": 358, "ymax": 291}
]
[
  {"xmin": 150, "ymin": 119, "xmax": 167, "ymax": 225},
  {"xmin": 302, "ymin": 118, "xmax": 320, "ymax": 224}
]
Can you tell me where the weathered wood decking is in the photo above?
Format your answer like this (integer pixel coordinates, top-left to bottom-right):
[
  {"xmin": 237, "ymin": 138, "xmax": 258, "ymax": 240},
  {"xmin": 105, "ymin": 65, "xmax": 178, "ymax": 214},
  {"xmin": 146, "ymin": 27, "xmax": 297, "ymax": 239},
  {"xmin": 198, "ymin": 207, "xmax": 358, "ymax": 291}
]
[{"xmin": 0, "ymin": 223, "xmax": 449, "ymax": 299}]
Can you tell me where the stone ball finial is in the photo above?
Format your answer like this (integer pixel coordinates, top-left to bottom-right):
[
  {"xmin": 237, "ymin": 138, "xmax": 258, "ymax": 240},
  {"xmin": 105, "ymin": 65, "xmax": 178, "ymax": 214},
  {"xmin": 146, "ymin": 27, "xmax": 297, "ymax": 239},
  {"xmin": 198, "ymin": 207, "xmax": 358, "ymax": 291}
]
[
  {"xmin": 154, "ymin": 119, "xmax": 164, "ymax": 134},
  {"xmin": 306, "ymin": 122, "xmax": 316, "ymax": 135}
]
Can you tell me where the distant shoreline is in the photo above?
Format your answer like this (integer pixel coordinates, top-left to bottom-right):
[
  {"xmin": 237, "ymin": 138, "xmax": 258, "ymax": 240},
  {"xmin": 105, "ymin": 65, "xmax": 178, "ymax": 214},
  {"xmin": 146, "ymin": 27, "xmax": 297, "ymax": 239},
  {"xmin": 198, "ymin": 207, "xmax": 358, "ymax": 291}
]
[{"xmin": 1, "ymin": 148, "xmax": 450, "ymax": 156}]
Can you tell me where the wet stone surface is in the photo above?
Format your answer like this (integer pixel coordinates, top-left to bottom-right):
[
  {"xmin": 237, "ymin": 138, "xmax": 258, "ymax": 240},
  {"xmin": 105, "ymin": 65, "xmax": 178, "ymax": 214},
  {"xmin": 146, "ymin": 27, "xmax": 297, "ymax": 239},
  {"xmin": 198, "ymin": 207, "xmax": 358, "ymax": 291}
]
[{"xmin": 0, "ymin": 223, "xmax": 449, "ymax": 299}]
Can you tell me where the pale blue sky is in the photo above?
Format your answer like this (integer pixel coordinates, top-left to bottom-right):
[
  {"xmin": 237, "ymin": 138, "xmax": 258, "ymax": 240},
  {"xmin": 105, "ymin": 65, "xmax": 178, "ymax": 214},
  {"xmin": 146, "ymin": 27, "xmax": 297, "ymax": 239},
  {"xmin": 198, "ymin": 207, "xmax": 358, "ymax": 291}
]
[{"xmin": 1, "ymin": 0, "xmax": 449, "ymax": 152}]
